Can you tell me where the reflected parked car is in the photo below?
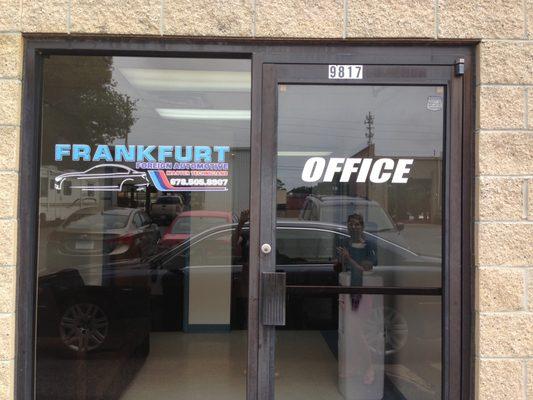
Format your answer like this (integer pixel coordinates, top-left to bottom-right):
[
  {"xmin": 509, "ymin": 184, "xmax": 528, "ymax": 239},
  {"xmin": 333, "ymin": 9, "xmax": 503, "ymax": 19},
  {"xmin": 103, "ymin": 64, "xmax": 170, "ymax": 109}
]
[
  {"xmin": 299, "ymin": 195, "xmax": 408, "ymax": 247},
  {"xmin": 70, "ymin": 197, "xmax": 98, "ymax": 208},
  {"xmin": 37, "ymin": 265, "xmax": 150, "ymax": 356},
  {"xmin": 158, "ymin": 210, "xmax": 235, "ymax": 250},
  {"xmin": 150, "ymin": 195, "xmax": 184, "ymax": 224},
  {"xmin": 149, "ymin": 220, "xmax": 441, "ymax": 355},
  {"xmin": 47, "ymin": 207, "xmax": 160, "ymax": 270}
]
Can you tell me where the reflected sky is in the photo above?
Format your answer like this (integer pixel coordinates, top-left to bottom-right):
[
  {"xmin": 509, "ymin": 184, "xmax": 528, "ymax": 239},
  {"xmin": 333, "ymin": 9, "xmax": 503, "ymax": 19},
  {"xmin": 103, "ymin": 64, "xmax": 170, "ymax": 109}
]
[{"xmin": 278, "ymin": 85, "xmax": 444, "ymax": 191}]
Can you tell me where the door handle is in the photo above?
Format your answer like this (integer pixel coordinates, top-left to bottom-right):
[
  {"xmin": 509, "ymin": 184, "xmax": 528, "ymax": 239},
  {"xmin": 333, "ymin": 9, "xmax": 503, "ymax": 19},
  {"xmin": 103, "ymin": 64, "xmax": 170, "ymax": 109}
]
[
  {"xmin": 261, "ymin": 243, "xmax": 272, "ymax": 254},
  {"xmin": 262, "ymin": 272, "xmax": 286, "ymax": 326}
]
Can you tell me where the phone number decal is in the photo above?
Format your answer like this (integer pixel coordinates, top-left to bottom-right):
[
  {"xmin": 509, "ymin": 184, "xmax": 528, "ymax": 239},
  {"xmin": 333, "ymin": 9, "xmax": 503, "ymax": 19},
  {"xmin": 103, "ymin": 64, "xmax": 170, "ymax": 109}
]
[
  {"xmin": 169, "ymin": 178, "xmax": 228, "ymax": 186},
  {"xmin": 148, "ymin": 170, "xmax": 229, "ymax": 192}
]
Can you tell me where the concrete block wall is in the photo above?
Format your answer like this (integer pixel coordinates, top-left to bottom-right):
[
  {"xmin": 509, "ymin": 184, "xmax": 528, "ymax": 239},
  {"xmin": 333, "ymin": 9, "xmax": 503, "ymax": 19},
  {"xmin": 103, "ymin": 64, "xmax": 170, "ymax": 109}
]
[{"xmin": 0, "ymin": 0, "xmax": 531, "ymax": 399}]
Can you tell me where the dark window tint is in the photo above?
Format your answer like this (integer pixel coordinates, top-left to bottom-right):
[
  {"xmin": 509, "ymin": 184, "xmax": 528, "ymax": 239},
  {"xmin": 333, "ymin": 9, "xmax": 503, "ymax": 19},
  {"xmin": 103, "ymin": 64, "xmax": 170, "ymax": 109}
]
[{"xmin": 276, "ymin": 228, "xmax": 343, "ymax": 264}]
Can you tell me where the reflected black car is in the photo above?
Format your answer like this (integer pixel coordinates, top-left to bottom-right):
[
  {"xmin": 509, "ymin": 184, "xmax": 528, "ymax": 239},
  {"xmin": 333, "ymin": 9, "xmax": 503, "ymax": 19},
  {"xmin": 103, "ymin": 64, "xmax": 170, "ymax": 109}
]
[
  {"xmin": 149, "ymin": 220, "xmax": 441, "ymax": 356},
  {"xmin": 36, "ymin": 264, "xmax": 151, "ymax": 400},
  {"xmin": 152, "ymin": 220, "xmax": 440, "ymax": 286},
  {"xmin": 37, "ymin": 265, "xmax": 151, "ymax": 357}
]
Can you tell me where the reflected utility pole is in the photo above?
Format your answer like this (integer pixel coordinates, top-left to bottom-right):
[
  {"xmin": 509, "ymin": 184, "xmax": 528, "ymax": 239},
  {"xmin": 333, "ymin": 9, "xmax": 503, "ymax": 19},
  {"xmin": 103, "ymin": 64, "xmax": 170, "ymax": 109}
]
[
  {"xmin": 364, "ymin": 112, "xmax": 375, "ymax": 147},
  {"xmin": 364, "ymin": 112, "xmax": 375, "ymax": 199}
]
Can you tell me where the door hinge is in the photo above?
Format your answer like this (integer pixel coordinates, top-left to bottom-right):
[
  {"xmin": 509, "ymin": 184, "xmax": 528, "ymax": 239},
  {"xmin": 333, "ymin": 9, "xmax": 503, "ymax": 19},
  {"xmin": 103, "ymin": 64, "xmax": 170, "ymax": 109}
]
[{"xmin": 455, "ymin": 58, "xmax": 465, "ymax": 76}]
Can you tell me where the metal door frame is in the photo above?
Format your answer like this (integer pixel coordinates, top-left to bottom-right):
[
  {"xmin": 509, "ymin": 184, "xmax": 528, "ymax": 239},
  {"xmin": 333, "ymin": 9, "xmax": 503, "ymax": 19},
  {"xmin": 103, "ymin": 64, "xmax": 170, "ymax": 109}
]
[
  {"xmin": 259, "ymin": 62, "xmax": 465, "ymax": 400},
  {"xmin": 19, "ymin": 37, "xmax": 474, "ymax": 400}
]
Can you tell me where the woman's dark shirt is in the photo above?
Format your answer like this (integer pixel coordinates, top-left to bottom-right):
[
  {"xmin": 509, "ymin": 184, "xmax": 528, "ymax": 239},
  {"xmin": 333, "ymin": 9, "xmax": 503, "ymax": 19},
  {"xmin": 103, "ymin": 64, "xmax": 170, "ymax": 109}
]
[{"xmin": 337, "ymin": 236, "xmax": 378, "ymax": 286}]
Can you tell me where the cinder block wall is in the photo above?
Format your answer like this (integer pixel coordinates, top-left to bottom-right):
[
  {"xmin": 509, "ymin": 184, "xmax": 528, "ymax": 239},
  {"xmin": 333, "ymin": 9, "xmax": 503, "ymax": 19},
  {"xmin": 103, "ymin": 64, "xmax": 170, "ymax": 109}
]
[{"xmin": 0, "ymin": 1, "xmax": 531, "ymax": 399}]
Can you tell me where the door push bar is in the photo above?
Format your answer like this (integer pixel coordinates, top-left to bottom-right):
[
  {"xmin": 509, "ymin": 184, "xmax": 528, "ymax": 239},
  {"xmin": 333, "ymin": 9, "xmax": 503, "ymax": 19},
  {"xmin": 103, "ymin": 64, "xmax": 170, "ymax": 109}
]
[{"xmin": 261, "ymin": 272, "xmax": 286, "ymax": 326}]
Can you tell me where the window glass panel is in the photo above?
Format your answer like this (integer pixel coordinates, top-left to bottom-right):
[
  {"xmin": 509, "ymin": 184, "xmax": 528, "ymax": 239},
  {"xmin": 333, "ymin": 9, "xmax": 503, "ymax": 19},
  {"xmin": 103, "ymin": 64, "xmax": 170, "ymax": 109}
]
[
  {"xmin": 36, "ymin": 55, "xmax": 251, "ymax": 400},
  {"xmin": 276, "ymin": 228, "xmax": 339, "ymax": 264},
  {"xmin": 275, "ymin": 84, "xmax": 444, "ymax": 400},
  {"xmin": 40, "ymin": 178, "xmax": 49, "ymax": 197},
  {"xmin": 277, "ymin": 85, "xmax": 444, "ymax": 287},
  {"xmin": 276, "ymin": 294, "xmax": 442, "ymax": 400},
  {"xmin": 170, "ymin": 215, "xmax": 231, "ymax": 234}
]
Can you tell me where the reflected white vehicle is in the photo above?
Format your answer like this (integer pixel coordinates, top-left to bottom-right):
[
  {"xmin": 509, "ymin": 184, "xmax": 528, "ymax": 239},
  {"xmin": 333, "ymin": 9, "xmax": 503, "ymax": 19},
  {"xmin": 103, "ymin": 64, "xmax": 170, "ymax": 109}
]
[
  {"xmin": 299, "ymin": 195, "xmax": 411, "ymax": 248},
  {"xmin": 54, "ymin": 164, "xmax": 149, "ymax": 192}
]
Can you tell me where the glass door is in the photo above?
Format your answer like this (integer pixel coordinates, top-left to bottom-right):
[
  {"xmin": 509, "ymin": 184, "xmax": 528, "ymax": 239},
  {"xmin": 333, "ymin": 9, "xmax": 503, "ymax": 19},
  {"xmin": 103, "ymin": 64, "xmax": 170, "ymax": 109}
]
[{"xmin": 259, "ymin": 63, "xmax": 463, "ymax": 400}]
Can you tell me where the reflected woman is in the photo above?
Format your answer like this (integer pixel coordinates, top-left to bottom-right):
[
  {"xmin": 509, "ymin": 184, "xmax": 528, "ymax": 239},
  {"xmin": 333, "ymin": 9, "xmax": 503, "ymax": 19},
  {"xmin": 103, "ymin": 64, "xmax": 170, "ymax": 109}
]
[
  {"xmin": 336, "ymin": 213, "xmax": 378, "ymax": 385},
  {"xmin": 336, "ymin": 213, "xmax": 377, "ymax": 302}
]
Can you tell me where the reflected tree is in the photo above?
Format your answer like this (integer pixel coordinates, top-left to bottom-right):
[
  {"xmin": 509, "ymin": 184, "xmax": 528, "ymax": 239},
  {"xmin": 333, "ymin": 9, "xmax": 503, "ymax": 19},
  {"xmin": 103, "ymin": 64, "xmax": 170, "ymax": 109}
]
[{"xmin": 41, "ymin": 56, "xmax": 137, "ymax": 166}]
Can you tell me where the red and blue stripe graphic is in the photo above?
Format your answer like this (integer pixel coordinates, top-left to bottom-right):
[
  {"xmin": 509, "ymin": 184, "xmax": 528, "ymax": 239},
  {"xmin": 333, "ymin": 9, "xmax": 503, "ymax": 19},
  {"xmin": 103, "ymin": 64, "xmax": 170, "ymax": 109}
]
[{"xmin": 148, "ymin": 170, "xmax": 227, "ymax": 192}]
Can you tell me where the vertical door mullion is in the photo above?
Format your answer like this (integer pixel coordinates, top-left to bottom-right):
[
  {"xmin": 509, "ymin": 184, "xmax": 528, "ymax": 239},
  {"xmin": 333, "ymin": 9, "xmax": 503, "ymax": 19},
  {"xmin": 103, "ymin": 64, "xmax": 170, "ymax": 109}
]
[
  {"xmin": 247, "ymin": 51, "xmax": 264, "ymax": 400},
  {"xmin": 446, "ymin": 70, "xmax": 464, "ymax": 400},
  {"xmin": 257, "ymin": 63, "xmax": 278, "ymax": 400},
  {"xmin": 461, "ymin": 54, "xmax": 475, "ymax": 400}
]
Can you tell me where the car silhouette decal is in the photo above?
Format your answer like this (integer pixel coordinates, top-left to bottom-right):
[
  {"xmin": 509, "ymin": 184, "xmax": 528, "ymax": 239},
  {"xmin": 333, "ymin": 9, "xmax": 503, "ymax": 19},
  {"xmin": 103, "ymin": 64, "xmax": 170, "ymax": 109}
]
[{"xmin": 54, "ymin": 164, "xmax": 149, "ymax": 192}]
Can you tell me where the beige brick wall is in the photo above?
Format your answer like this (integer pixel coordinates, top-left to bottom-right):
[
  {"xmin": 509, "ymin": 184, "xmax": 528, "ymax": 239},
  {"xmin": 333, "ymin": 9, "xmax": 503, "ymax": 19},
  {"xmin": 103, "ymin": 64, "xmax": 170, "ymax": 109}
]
[
  {"xmin": 0, "ymin": 0, "xmax": 532, "ymax": 399},
  {"xmin": 0, "ymin": 22, "xmax": 20, "ymax": 400}
]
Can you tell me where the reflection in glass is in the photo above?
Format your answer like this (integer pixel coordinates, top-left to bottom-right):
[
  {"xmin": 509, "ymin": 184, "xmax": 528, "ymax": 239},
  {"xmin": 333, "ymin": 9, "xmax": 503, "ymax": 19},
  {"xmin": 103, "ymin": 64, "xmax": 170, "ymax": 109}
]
[
  {"xmin": 277, "ymin": 85, "xmax": 444, "ymax": 286},
  {"xmin": 275, "ymin": 294, "xmax": 442, "ymax": 400},
  {"xmin": 36, "ymin": 56, "xmax": 251, "ymax": 399},
  {"xmin": 275, "ymin": 85, "xmax": 443, "ymax": 399},
  {"xmin": 277, "ymin": 85, "xmax": 444, "ymax": 257}
]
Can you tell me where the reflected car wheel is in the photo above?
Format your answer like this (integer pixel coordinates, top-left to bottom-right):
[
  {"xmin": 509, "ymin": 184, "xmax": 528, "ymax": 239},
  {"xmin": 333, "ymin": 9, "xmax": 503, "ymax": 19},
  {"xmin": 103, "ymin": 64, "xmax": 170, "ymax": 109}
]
[
  {"xmin": 363, "ymin": 306, "xmax": 409, "ymax": 356},
  {"xmin": 59, "ymin": 303, "xmax": 109, "ymax": 352}
]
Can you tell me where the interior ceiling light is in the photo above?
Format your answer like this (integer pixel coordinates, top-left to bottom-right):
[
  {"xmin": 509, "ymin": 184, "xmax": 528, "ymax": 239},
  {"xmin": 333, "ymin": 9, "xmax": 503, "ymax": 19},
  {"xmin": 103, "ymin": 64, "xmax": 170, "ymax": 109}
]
[
  {"xmin": 277, "ymin": 151, "xmax": 332, "ymax": 156},
  {"xmin": 156, "ymin": 108, "xmax": 251, "ymax": 120},
  {"xmin": 120, "ymin": 68, "xmax": 251, "ymax": 92}
]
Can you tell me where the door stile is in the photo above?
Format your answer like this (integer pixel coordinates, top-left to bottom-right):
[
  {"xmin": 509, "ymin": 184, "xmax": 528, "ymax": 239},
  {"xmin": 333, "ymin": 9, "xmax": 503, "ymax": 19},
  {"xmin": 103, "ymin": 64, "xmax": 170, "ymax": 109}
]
[
  {"xmin": 460, "ymin": 54, "xmax": 475, "ymax": 400},
  {"xmin": 247, "ymin": 52, "xmax": 265, "ymax": 400},
  {"xmin": 257, "ymin": 63, "xmax": 279, "ymax": 400},
  {"xmin": 444, "ymin": 67, "xmax": 464, "ymax": 400}
]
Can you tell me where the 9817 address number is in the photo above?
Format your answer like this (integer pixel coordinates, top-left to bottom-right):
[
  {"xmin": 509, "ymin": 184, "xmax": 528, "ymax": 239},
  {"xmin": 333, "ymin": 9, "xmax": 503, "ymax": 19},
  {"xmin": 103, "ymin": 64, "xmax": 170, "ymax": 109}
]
[{"xmin": 328, "ymin": 65, "xmax": 363, "ymax": 80}]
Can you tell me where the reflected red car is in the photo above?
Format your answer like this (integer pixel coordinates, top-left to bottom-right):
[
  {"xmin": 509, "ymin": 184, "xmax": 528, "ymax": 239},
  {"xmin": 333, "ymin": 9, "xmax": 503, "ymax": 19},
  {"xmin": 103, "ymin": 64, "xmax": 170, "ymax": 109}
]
[{"xmin": 158, "ymin": 211, "xmax": 235, "ymax": 250}]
